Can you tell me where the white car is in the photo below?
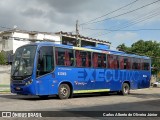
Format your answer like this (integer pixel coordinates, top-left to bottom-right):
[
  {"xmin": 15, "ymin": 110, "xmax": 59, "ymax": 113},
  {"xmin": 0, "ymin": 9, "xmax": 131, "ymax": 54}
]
[{"xmin": 153, "ymin": 82, "xmax": 160, "ymax": 87}]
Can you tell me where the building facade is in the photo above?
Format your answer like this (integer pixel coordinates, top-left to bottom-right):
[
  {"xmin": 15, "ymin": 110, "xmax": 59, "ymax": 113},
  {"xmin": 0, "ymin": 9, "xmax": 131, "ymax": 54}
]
[{"xmin": 0, "ymin": 29, "xmax": 111, "ymax": 63}]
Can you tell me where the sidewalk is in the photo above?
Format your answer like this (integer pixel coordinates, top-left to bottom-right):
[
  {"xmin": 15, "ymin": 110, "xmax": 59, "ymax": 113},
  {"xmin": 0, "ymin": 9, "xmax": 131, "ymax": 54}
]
[
  {"xmin": 0, "ymin": 85, "xmax": 10, "ymax": 94},
  {"xmin": 0, "ymin": 65, "xmax": 11, "ymax": 94}
]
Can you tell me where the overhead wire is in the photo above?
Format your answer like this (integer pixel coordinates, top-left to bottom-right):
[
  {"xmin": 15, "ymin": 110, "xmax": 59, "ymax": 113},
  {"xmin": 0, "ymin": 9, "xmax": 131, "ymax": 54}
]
[
  {"xmin": 82, "ymin": 28, "xmax": 160, "ymax": 31},
  {"xmin": 87, "ymin": 6, "xmax": 160, "ymax": 37},
  {"xmin": 82, "ymin": 0, "xmax": 160, "ymax": 25},
  {"xmin": 79, "ymin": 0, "xmax": 139, "ymax": 26}
]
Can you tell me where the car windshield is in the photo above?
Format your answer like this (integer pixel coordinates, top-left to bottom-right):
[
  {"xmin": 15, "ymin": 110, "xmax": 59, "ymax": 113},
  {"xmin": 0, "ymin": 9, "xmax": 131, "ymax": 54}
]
[{"xmin": 11, "ymin": 45, "xmax": 37, "ymax": 77}]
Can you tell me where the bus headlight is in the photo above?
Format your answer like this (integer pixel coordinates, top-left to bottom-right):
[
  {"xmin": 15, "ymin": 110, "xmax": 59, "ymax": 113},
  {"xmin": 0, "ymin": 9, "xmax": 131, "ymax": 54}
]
[{"xmin": 25, "ymin": 79, "xmax": 33, "ymax": 85}]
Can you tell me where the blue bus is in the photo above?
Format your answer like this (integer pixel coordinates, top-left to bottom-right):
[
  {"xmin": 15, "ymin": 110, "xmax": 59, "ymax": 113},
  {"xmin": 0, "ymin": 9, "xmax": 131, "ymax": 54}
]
[{"xmin": 10, "ymin": 42, "xmax": 151, "ymax": 99}]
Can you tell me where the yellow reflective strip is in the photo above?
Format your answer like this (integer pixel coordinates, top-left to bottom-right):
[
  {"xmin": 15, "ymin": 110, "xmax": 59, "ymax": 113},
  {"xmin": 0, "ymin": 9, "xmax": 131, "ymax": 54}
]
[
  {"xmin": 73, "ymin": 47, "xmax": 99, "ymax": 52},
  {"xmin": 73, "ymin": 89, "xmax": 110, "ymax": 94}
]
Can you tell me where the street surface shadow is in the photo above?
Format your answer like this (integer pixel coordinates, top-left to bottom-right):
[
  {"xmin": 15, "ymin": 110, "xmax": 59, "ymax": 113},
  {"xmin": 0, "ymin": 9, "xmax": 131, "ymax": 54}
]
[
  {"xmin": 0, "ymin": 92, "xmax": 160, "ymax": 101},
  {"xmin": 129, "ymin": 93, "xmax": 160, "ymax": 99},
  {"xmin": 0, "ymin": 92, "xmax": 118, "ymax": 101},
  {"xmin": 34, "ymin": 99, "xmax": 160, "ymax": 119},
  {"xmin": 0, "ymin": 94, "xmax": 59, "ymax": 101}
]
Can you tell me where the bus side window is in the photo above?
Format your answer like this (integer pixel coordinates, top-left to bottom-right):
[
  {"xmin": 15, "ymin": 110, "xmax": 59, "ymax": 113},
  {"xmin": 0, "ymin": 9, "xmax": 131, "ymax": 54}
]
[
  {"xmin": 113, "ymin": 55, "xmax": 119, "ymax": 69},
  {"xmin": 143, "ymin": 59, "xmax": 150, "ymax": 70},
  {"xmin": 76, "ymin": 50, "xmax": 82, "ymax": 67},
  {"xmin": 100, "ymin": 54, "xmax": 106, "ymax": 68},
  {"xmin": 132, "ymin": 58, "xmax": 141, "ymax": 70},
  {"xmin": 93, "ymin": 53, "xmax": 98, "ymax": 68},
  {"xmin": 85, "ymin": 52, "xmax": 91, "ymax": 67},
  {"xmin": 108, "ymin": 55, "xmax": 118, "ymax": 69},
  {"xmin": 132, "ymin": 58, "xmax": 136, "ymax": 69},
  {"xmin": 108, "ymin": 55, "xmax": 114, "ymax": 69},
  {"xmin": 56, "ymin": 48, "xmax": 65, "ymax": 65},
  {"xmin": 76, "ymin": 50, "xmax": 91, "ymax": 67},
  {"xmin": 141, "ymin": 59, "xmax": 144, "ymax": 70},
  {"xmin": 56, "ymin": 48, "xmax": 74, "ymax": 66},
  {"xmin": 37, "ymin": 46, "xmax": 54, "ymax": 77},
  {"xmin": 137, "ymin": 58, "xmax": 141, "ymax": 70},
  {"xmin": 93, "ymin": 53, "xmax": 106, "ymax": 68},
  {"xmin": 126, "ymin": 57, "xmax": 131, "ymax": 69},
  {"xmin": 120, "ymin": 56, "xmax": 124, "ymax": 69}
]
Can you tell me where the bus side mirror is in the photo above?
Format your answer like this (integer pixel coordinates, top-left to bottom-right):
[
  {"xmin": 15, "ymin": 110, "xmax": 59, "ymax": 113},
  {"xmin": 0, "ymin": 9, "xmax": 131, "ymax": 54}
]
[
  {"xmin": 38, "ymin": 50, "xmax": 43, "ymax": 63},
  {"xmin": 36, "ymin": 64, "xmax": 40, "ymax": 77}
]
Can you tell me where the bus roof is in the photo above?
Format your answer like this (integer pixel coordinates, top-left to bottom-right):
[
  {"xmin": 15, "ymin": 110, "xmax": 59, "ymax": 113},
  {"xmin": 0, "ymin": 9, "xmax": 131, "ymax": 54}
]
[{"xmin": 28, "ymin": 42, "xmax": 150, "ymax": 59}]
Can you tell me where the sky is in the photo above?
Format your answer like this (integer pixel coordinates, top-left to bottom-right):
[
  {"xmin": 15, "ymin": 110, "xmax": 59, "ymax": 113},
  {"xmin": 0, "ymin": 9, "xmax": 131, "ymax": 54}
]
[{"xmin": 0, "ymin": 0, "xmax": 160, "ymax": 49}]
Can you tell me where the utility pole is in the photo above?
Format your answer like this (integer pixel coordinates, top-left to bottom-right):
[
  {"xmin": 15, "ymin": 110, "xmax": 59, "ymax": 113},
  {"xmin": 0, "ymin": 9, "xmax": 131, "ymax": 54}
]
[{"xmin": 76, "ymin": 20, "xmax": 79, "ymax": 47}]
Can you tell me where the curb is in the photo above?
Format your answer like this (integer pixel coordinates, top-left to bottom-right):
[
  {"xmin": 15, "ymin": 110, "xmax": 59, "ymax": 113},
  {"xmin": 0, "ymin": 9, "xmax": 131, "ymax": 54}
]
[
  {"xmin": 0, "ymin": 90, "xmax": 10, "ymax": 94},
  {"xmin": 0, "ymin": 85, "xmax": 10, "ymax": 94},
  {"xmin": 0, "ymin": 92, "xmax": 11, "ymax": 94}
]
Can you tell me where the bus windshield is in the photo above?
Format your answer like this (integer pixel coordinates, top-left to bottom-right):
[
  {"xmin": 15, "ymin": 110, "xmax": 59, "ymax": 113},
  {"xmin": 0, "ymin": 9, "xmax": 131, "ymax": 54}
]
[{"xmin": 11, "ymin": 45, "xmax": 37, "ymax": 78}]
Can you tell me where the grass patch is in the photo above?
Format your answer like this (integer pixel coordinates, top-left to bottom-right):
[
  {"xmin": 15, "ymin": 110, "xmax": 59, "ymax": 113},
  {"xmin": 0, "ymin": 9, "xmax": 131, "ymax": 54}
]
[{"xmin": 0, "ymin": 85, "xmax": 10, "ymax": 87}]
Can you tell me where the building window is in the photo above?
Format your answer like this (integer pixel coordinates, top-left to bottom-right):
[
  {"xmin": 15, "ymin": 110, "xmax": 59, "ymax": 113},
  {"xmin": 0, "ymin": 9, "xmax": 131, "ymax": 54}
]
[
  {"xmin": 81, "ymin": 40, "xmax": 96, "ymax": 47},
  {"xmin": 62, "ymin": 36, "xmax": 76, "ymax": 46},
  {"xmin": 2, "ymin": 40, "xmax": 5, "ymax": 49},
  {"xmin": 5, "ymin": 40, "xmax": 8, "ymax": 48}
]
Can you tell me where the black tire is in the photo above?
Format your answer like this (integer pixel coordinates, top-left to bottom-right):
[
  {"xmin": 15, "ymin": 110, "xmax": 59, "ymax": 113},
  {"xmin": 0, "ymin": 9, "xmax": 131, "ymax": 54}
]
[
  {"xmin": 153, "ymin": 84, "xmax": 157, "ymax": 87},
  {"xmin": 39, "ymin": 95, "xmax": 49, "ymax": 99},
  {"xmin": 121, "ymin": 83, "xmax": 130, "ymax": 95},
  {"xmin": 58, "ymin": 84, "xmax": 70, "ymax": 99}
]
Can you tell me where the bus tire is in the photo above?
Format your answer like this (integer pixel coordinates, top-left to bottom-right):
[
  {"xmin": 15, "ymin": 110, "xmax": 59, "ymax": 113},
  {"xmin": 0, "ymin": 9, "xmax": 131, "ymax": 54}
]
[
  {"xmin": 121, "ymin": 83, "xmax": 130, "ymax": 95},
  {"xmin": 58, "ymin": 84, "xmax": 70, "ymax": 99}
]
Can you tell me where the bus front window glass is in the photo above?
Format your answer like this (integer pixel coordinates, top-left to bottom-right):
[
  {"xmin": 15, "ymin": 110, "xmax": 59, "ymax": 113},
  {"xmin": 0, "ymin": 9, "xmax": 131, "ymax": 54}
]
[
  {"xmin": 11, "ymin": 45, "xmax": 37, "ymax": 78},
  {"xmin": 37, "ymin": 46, "xmax": 54, "ymax": 77}
]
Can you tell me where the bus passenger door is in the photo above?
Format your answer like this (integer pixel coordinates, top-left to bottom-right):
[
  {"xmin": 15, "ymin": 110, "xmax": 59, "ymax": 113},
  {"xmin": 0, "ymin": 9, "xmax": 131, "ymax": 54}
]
[{"xmin": 36, "ymin": 46, "xmax": 54, "ymax": 95}]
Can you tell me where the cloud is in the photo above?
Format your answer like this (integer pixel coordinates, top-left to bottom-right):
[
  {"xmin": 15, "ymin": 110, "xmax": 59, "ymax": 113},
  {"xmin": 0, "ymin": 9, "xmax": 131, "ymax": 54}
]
[
  {"xmin": 21, "ymin": 8, "xmax": 45, "ymax": 18},
  {"xmin": 0, "ymin": 0, "xmax": 160, "ymax": 46},
  {"xmin": 112, "ymin": 32, "xmax": 138, "ymax": 46}
]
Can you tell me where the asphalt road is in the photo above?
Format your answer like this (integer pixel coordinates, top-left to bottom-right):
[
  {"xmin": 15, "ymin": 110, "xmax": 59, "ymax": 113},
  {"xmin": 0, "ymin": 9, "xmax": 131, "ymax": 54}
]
[{"xmin": 0, "ymin": 88, "xmax": 160, "ymax": 120}]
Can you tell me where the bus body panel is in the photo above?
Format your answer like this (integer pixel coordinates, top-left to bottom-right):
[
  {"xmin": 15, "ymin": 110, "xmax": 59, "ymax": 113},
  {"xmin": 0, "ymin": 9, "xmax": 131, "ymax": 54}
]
[{"xmin": 10, "ymin": 42, "xmax": 151, "ymax": 96}]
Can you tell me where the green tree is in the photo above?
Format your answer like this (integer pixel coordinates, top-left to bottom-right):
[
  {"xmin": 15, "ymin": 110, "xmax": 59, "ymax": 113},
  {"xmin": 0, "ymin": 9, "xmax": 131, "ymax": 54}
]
[
  {"xmin": 0, "ymin": 52, "xmax": 6, "ymax": 65},
  {"xmin": 117, "ymin": 40, "xmax": 160, "ymax": 74}
]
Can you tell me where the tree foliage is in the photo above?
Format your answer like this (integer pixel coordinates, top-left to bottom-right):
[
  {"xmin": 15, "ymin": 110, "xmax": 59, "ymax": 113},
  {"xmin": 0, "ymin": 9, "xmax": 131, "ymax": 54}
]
[
  {"xmin": 0, "ymin": 52, "xmax": 6, "ymax": 65},
  {"xmin": 117, "ymin": 40, "xmax": 160, "ymax": 74}
]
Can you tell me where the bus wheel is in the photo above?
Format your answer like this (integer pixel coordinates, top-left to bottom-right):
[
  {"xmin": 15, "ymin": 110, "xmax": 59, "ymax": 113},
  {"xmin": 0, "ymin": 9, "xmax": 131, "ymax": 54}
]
[
  {"xmin": 121, "ymin": 83, "xmax": 130, "ymax": 95},
  {"xmin": 58, "ymin": 84, "xmax": 70, "ymax": 99}
]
